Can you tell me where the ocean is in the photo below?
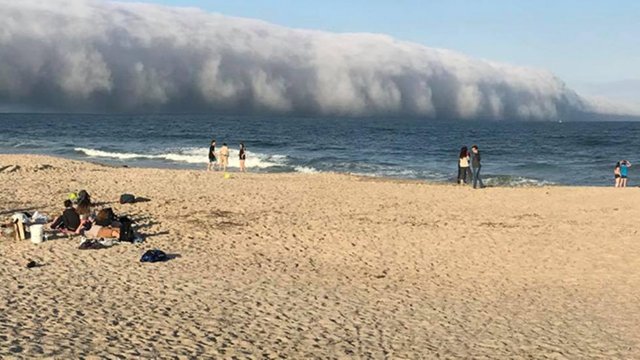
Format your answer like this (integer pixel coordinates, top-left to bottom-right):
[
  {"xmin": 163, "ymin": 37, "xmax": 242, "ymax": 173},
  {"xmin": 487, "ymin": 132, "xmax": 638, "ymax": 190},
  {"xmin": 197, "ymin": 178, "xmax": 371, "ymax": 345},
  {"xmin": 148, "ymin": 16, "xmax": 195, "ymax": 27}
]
[{"xmin": 1, "ymin": 113, "xmax": 638, "ymax": 186}]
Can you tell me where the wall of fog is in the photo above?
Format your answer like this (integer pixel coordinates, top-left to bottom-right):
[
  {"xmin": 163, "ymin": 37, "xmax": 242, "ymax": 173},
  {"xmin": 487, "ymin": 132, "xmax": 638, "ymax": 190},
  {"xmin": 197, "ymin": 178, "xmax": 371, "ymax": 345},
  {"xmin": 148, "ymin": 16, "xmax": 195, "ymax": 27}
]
[{"xmin": 0, "ymin": 0, "xmax": 598, "ymax": 119}]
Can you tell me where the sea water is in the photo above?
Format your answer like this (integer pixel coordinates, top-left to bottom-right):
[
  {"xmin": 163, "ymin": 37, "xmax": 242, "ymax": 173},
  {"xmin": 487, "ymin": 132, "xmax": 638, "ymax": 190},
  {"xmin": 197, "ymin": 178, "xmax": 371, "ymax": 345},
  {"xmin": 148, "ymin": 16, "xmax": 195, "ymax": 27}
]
[{"xmin": 1, "ymin": 113, "xmax": 638, "ymax": 186}]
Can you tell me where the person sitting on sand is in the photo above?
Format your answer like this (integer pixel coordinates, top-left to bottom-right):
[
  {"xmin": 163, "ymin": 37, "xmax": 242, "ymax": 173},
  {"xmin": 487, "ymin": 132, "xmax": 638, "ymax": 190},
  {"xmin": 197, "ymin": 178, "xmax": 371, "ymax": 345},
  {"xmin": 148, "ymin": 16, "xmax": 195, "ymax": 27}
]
[
  {"xmin": 50, "ymin": 200, "xmax": 81, "ymax": 232},
  {"xmin": 239, "ymin": 143, "xmax": 247, "ymax": 172},
  {"xmin": 207, "ymin": 139, "xmax": 217, "ymax": 171},
  {"xmin": 614, "ymin": 162, "xmax": 621, "ymax": 187},
  {"xmin": 220, "ymin": 143, "xmax": 230, "ymax": 172},
  {"xmin": 76, "ymin": 191, "xmax": 92, "ymax": 221}
]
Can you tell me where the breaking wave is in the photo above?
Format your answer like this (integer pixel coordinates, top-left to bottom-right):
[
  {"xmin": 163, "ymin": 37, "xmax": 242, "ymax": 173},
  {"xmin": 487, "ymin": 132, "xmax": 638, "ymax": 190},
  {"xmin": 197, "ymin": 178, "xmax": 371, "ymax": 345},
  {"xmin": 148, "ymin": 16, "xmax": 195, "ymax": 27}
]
[{"xmin": 74, "ymin": 147, "xmax": 284, "ymax": 169}]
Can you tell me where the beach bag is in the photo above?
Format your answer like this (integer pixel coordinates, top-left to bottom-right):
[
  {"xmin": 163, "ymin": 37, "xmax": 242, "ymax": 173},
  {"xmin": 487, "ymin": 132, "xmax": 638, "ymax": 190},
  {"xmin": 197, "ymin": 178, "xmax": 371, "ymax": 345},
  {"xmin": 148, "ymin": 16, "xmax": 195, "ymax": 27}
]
[
  {"xmin": 118, "ymin": 216, "xmax": 135, "ymax": 242},
  {"xmin": 140, "ymin": 249, "xmax": 168, "ymax": 263},
  {"xmin": 95, "ymin": 208, "xmax": 116, "ymax": 226},
  {"xmin": 119, "ymin": 194, "xmax": 136, "ymax": 204}
]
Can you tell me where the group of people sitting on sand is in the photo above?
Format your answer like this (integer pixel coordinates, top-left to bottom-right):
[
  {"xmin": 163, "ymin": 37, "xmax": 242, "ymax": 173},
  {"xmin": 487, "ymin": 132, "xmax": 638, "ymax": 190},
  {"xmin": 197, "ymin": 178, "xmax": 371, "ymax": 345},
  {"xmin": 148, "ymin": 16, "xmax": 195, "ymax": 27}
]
[
  {"xmin": 457, "ymin": 145, "xmax": 484, "ymax": 189},
  {"xmin": 48, "ymin": 190, "xmax": 134, "ymax": 241},
  {"xmin": 207, "ymin": 139, "xmax": 247, "ymax": 172}
]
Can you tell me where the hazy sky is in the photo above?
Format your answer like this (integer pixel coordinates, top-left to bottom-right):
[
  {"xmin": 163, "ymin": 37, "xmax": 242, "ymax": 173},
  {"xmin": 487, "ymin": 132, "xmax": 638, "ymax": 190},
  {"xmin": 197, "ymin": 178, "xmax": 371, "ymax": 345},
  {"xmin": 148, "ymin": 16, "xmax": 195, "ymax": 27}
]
[{"xmin": 118, "ymin": 0, "xmax": 640, "ymax": 92}]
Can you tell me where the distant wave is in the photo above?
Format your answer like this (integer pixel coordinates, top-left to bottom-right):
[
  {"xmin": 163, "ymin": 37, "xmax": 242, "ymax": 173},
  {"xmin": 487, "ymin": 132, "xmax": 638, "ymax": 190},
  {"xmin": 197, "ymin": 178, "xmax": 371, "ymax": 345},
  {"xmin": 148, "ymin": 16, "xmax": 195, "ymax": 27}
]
[{"xmin": 74, "ymin": 147, "xmax": 284, "ymax": 169}]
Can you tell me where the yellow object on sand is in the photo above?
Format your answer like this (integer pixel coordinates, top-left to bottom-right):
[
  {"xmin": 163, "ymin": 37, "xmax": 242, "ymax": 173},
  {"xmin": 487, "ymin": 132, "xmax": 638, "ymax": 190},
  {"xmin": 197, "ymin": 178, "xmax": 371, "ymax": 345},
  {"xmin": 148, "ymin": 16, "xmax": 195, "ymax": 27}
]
[{"xmin": 224, "ymin": 173, "xmax": 231, "ymax": 179}]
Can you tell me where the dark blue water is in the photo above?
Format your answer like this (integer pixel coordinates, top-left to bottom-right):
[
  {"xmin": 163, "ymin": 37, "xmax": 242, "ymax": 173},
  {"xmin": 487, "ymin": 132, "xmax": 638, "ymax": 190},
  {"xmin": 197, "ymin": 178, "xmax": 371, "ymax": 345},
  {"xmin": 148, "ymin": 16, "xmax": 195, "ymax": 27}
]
[{"xmin": 1, "ymin": 113, "xmax": 638, "ymax": 186}]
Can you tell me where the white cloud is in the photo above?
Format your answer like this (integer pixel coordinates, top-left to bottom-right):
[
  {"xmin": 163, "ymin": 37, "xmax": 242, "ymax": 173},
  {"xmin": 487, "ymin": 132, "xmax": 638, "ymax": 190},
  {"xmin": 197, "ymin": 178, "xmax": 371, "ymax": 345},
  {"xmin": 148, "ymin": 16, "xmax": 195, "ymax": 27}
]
[{"xmin": 0, "ymin": 0, "xmax": 634, "ymax": 119}]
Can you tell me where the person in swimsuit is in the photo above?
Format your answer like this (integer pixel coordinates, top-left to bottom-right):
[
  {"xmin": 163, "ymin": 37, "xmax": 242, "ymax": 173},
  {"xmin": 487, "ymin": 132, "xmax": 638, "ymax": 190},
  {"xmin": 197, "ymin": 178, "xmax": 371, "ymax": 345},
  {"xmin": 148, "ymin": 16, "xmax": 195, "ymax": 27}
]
[
  {"xmin": 614, "ymin": 162, "xmax": 621, "ymax": 187},
  {"xmin": 207, "ymin": 139, "xmax": 217, "ymax": 171},
  {"xmin": 457, "ymin": 146, "xmax": 470, "ymax": 184},
  {"xmin": 239, "ymin": 143, "xmax": 247, "ymax": 172},
  {"xmin": 220, "ymin": 143, "xmax": 230, "ymax": 172}
]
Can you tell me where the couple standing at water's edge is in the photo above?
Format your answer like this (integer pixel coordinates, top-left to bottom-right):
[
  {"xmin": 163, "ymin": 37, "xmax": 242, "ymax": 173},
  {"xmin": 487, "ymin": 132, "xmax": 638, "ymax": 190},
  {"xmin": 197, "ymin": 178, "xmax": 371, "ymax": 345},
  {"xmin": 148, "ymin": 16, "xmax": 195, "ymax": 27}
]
[
  {"xmin": 458, "ymin": 145, "xmax": 484, "ymax": 189},
  {"xmin": 207, "ymin": 139, "xmax": 247, "ymax": 172}
]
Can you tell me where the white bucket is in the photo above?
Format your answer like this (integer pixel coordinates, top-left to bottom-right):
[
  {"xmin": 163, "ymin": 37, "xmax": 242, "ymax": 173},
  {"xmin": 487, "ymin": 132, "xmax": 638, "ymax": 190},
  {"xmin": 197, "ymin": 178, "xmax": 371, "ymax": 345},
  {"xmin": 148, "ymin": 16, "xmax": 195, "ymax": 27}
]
[{"xmin": 30, "ymin": 224, "xmax": 44, "ymax": 244}]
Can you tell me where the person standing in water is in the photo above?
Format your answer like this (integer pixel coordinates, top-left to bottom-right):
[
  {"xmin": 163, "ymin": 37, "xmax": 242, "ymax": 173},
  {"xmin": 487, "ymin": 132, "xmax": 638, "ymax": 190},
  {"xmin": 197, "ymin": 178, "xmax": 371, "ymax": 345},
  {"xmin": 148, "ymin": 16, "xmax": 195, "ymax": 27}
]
[
  {"xmin": 471, "ymin": 145, "xmax": 484, "ymax": 189},
  {"xmin": 239, "ymin": 143, "xmax": 247, "ymax": 172},
  {"xmin": 457, "ymin": 146, "xmax": 470, "ymax": 184},
  {"xmin": 207, "ymin": 139, "xmax": 217, "ymax": 171},
  {"xmin": 614, "ymin": 162, "xmax": 621, "ymax": 187},
  {"xmin": 620, "ymin": 160, "xmax": 631, "ymax": 187},
  {"xmin": 220, "ymin": 143, "xmax": 230, "ymax": 172}
]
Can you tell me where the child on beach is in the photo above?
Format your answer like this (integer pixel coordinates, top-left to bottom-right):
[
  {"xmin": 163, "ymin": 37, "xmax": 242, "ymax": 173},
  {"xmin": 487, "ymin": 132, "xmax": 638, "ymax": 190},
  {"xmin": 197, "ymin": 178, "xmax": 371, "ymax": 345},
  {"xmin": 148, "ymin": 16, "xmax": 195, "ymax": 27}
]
[
  {"xmin": 239, "ymin": 143, "xmax": 247, "ymax": 172},
  {"xmin": 207, "ymin": 139, "xmax": 217, "ymax": 171},
  {"xmin": 220, "ymin": 143, "xmax": 230, "ymax": 172},
  {"xmin": 614, "ymin": 162, "xmax": 621, "ymax": 187}
]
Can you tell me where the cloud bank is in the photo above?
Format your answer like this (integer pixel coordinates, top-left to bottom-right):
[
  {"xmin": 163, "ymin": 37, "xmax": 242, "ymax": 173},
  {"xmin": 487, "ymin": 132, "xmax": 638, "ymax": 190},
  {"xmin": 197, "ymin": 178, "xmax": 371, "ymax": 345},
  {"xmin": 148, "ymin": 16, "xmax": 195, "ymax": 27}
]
[{"xmin": 0, "ymin": 0, "xmax": 615, "ymax": 119}]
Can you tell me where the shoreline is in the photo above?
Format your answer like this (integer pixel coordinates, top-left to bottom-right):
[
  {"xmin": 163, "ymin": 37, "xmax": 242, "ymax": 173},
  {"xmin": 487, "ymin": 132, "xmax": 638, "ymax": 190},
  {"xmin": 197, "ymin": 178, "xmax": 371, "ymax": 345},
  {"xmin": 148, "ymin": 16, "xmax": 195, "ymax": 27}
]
[{"xmin": 1, "ymin": 152, "xmax": 573, "ymax": 188}]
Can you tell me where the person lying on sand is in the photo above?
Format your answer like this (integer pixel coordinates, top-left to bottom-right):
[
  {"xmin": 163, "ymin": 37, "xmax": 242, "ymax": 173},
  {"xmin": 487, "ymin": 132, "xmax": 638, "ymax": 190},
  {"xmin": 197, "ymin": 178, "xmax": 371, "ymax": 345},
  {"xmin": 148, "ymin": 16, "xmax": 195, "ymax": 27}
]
[{"xmin": 85, "ymin": 222, "xmax": 121, "ymax": 239}]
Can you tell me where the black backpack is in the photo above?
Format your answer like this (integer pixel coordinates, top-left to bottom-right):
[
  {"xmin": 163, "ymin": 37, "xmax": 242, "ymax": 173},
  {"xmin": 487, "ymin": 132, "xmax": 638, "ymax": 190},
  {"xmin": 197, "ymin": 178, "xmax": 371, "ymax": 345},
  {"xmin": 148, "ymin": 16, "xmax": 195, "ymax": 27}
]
[{"xmin": 118, "ymin": 216, "xmax": 135, "ymax": 242}]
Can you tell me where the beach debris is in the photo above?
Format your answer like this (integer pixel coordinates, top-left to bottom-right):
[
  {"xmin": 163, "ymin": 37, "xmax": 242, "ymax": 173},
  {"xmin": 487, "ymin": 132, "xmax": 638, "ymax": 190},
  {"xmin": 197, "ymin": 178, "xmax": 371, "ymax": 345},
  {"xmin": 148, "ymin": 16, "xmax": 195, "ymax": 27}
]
[
  {"xmin": 33, "ymin": 164, "xmax": 53, "ymax": 172},
  {"xmin": 0, "ymin": 165, "xmax": 20, "ymax": 173},
  {"xmin": 26, "ymin": 260, "xmax": 38, "ymax": 269}
]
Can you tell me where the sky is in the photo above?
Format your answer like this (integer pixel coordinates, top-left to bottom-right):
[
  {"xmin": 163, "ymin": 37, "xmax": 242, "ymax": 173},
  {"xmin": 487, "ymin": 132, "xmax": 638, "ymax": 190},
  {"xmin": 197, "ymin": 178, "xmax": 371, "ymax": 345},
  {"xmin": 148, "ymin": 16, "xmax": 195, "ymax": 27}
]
[{"xmin": 117, "ymin": 0, "xmax": 640, "ymax": 102}]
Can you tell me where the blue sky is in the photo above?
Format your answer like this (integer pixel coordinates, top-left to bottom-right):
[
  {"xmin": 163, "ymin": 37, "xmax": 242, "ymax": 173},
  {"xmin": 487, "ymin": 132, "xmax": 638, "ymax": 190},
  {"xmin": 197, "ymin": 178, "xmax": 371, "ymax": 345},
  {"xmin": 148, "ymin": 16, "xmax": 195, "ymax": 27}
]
[{"xmin": 121, "ymin": 0, "xmax": 640, "ymax": 99}]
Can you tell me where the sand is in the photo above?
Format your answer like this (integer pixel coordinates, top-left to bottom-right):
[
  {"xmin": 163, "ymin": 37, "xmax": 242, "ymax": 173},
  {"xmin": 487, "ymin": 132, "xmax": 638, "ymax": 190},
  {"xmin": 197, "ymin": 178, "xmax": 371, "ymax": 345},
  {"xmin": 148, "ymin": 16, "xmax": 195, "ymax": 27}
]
[{"xmin": 1, "ymin": 154, "xmax": 639, "ymax": 358}]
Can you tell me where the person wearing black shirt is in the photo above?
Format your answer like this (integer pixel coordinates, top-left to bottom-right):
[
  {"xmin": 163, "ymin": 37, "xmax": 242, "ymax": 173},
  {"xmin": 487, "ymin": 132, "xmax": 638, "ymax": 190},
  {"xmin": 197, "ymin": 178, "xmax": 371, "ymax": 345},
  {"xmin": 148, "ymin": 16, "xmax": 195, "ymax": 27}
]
[
  {"xmin": 207, "ymin": 139, "xmax": 217, "ymax": 172},
  {"xmin": 51, "ymin": 200, "xmax": 81, "ymax": 231},
  {"xmin": 471, "ymin": 145, "xmax": 484, "ymax": 189}
]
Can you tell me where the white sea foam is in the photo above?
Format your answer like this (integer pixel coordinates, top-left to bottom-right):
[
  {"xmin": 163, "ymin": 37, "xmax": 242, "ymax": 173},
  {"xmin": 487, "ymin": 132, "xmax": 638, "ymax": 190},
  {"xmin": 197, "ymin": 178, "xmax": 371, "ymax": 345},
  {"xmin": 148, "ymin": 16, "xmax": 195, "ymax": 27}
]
[
  {"xmin": 74, "ymin": 147, "xmax": 285, "ymax": 169},
  {"xmin": 75, "ymin": 148, "xmax": 145, "ymax": 160},
  {"xmin": 294, "ymin": 166, "xmax": 319, "ymax": 174},
  {"xmin": 484, "ymin": 175, "xmax": 554, "ymax": 187}
]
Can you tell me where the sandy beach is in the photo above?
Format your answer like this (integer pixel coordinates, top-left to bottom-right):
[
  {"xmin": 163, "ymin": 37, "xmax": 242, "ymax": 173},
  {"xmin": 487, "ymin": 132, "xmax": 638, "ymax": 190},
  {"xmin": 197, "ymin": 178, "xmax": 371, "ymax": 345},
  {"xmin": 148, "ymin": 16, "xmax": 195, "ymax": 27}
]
[{"xmin": 1, "ymin": 154, "xmax": 639, "ymax": 358}]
